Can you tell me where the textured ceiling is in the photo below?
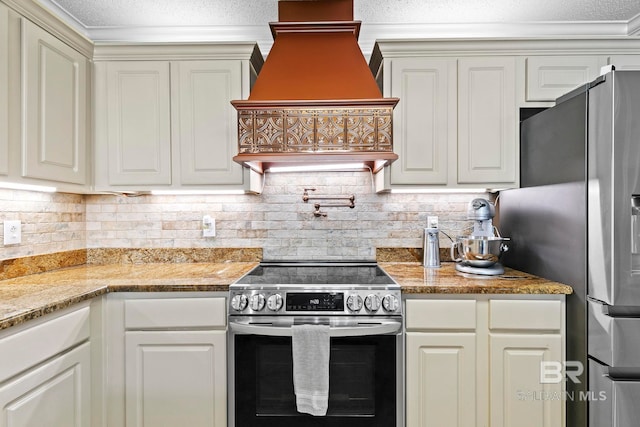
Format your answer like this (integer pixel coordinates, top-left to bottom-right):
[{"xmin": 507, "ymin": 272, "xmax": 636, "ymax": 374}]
[
  {"xmin": 48, "ymin": 0, "xmax": 640, "ymax": 26},
  {"xmin": 41, "ymin": 0, "xmax": 640, "ymax": 55}
]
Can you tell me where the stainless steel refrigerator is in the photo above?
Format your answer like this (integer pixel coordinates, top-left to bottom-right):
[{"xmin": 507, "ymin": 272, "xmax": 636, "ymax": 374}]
[{"xmin": 499, "ymin": 69, "xmax": 640, "ymax": 427}]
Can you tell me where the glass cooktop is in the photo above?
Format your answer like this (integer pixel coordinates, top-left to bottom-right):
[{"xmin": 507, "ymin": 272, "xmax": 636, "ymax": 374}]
[{"xmin": 234, "ymin": 262, "xmax": 397, "ymax": 286}]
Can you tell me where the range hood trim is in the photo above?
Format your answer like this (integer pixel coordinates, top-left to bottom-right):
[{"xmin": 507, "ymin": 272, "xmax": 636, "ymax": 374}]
[
  {"xmin": 269, "ymin": 21, "xmax": 361, "ymax": 39},
  {"xmin": 231, "ymin": 98, "xmax": 399, "ymax": 109},
  {"xmin": 234, "ymin": 152, "xmax": 398, "ymax": 175}
]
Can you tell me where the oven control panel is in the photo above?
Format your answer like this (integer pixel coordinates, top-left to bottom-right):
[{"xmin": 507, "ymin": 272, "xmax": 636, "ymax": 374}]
[{"xmin": 228, "ymin": 289, "xmax": 401, "ymax": 316}]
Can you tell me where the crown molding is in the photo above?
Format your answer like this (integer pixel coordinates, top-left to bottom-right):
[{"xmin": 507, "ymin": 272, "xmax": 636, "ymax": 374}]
[
  {"xmin": 93, "ymin": 41, "xmax": 262, "ymax": 62},
  {"xmin": 87, "ymin": 25, "xmax": 273, "ymax": 57},
  {"xmin": 358, "ymin": 21, "xmax": 635, "ymax": 57},
  {"xmin": 629, "ymin": 13, "xmax": 640, "ymax": 35},
  {"xmin": 372, "ymin": 36, "xmax": 640, "ymax": 58},
  {"xmin": 2, "ymin": 0, "xmax": 93, "ymax": 57}
]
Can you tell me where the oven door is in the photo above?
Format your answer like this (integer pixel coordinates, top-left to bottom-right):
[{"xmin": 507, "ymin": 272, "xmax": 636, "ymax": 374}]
[{"xmin": 228, "ymin": 317, "xmax": 403, "ymax": 427}]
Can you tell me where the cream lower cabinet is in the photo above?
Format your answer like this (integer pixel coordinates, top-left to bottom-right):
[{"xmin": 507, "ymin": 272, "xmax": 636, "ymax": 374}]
[
  {"xmin": 0, "ymin": 304, "xmax": 92, "ymax": 427},
  {"xmin": 406, "ymin": 332, "xmax": 477, "ymax": 426},
  {"xmin": 490, "ymin": 334, "xmax": 562, "ymax": 427},
  {"xmin": 125, "ymin": 330, "xmax": 226, "ymax": 427},
  {"xmin": 106, "ymin": 294, "xmax": 227, "ymax": 427},
  {"xmin": 0, "ymin": 343, "xmax": 91, "ymax": 427},
  {"xmin": 405, "ymin": 296, "xmax": 565, "ymax": 427},
  {"xmin": 381, "ymin": 54, "xmax": 517, "ymax": 187}
]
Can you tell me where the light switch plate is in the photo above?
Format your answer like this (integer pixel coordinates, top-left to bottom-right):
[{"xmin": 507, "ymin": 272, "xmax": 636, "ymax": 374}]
[{"xmin": 4, "ymin": 220, "xmax": 21, "ymax": 245}]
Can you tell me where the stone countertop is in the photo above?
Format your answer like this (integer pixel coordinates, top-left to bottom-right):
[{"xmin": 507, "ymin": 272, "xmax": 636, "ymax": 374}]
[
  {"xmin": 380, "ymin": 262, "xmax": 573, "ymax": 295},
  {"xmin": 0, "ymin": 261, "xmax": 572, "ymax": 331},
  {"xmin": 0, "ymin": 262, "xmax": 258, "ymax": 331}
]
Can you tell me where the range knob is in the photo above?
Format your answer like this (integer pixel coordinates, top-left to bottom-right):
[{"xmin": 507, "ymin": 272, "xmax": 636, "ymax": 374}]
[
  {"xmin": 266, "ymin": 294, "xmax": 283, "ymax": 312},
  {"xmin": 230, "ymin": 294, "xmax": 248, "ymax": 311},
  {"xmin": 382, "ymin": 294, "xmax": 399, "ymax": 313},
  {"xmin": 364, "ymin": 294, "xmax": 381, "ymax": 313},
  {"xmin": 346, "ymin": 294, "xmax": 363, "ymax": 312},
  {"xmin": 249, "ymin": 293, "xmax": 266, "ymax": 311}
]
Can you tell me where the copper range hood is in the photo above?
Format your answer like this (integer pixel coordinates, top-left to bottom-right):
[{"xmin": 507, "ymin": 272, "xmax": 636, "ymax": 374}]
[{"xmin": 231, "ymin": 0, "xmax": 399, "ymax": 174}]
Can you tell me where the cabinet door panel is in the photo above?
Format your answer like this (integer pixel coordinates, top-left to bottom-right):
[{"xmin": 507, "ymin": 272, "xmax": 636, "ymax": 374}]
[
  {"xmin": 0, "ymin": 4, "xmax": 8, "ymax": 176},
  {"xmin": 389, "ymin": 58, "xmax": 455, "ymax": 185},
  {"xmin": 125, "ymin": 330, "xmax": 226, "ymax": 427},
  {"xmin": 490, "ymin": 333, "xmax": 563, "ymax": 427},
  {"xmin": 21, "ymin": 19, "xmax": 87, "ymax": 185},
  {"xmin": 608, "ymin": 55, "xmax": 640, "ymax": 71},
  {"xmin": 458, "ymin": 57, "xmax": 516, "ymax": 184},
  {"xmin": 526, "ymin": 56, "xmax": 603, "ymax": 101},
  {"xmin": 406, "ymin": 332, "xmax": 476, "ymax": 427},
  {"xmin": 106, "ymin": 61, "xmax": 171, "ymax": 185},
  {"xmin": 0, "ymin": 342, "xmax": 91, "ymax": 427},
  {"xmin": 173, "ymin": 61, "xmax": 243, "ymax": 185}
]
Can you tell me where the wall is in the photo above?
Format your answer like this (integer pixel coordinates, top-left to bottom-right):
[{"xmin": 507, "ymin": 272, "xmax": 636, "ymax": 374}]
[
  {"xmin": 0, "ymin": 189, "xmax": 85, "ymax": 260},
  {"xmin": 85, "ymin": 171, "xmax": 486, "ymax": 261},
  {"xmin": 0, "ymin": 172, "xmax": 490, "ymax": 262}
]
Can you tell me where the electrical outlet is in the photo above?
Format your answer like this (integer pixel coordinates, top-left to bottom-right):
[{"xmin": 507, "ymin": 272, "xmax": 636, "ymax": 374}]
[
  {"xmin": 427, "ymin": 216, "xmax": 438, "ymax": 228},
  {"xmin": 4, "ymin": 220, "xmax": 21, "ymax": 245},
  {"xmin": 202, "ymin": 215, "xmax": 215, "ymax": 237}
]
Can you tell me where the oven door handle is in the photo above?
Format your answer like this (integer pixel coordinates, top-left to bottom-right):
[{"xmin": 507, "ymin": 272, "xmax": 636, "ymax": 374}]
[{"xmin": 229, "ymin": 320, "xmax": 402, "ymax": 337}]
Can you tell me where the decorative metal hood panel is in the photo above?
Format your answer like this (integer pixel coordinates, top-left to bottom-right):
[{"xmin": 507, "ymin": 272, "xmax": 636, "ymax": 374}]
[{"xmin": 231, "ymin": 0, "xmax": 399, "ymax": 173}]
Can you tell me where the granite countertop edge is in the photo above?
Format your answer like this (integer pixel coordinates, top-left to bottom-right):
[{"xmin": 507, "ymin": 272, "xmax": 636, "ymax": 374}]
[{"xmin": 0, "ymin": 261, "xmax": 572, "ymax": 331}]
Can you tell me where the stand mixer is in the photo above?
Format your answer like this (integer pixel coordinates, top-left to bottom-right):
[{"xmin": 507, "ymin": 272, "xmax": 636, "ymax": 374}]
[{"xmin": 451, "ymin": 198, "xmax": 510, "ymax": 275}]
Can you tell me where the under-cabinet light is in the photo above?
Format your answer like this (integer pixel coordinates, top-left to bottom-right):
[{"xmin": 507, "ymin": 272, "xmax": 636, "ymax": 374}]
[
  {"xmin": 268, "ymin": 163, "xmax": 367, "ymax": 173},
  {"xmin": 150, "ymin": 189, "xmax": 245, "ymax": 195},
  {"xmin": 0, "ymin": 182, "xmax": 57, "ymax": 193},
  {"xmin": 390, "ymin": 188, "xmax": 489, "ymax": 194}
]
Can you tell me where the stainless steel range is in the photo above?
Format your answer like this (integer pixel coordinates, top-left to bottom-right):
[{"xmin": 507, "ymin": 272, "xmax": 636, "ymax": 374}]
[{"xmin": 227, "ymin": 261, "xmax": 403, "ymax": 427}]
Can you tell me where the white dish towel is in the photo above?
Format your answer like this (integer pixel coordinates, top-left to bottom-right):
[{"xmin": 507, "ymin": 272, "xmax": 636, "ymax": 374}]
[{"xmin": 291, "ymin": 324, "xmax": 330, "ymax": 416}]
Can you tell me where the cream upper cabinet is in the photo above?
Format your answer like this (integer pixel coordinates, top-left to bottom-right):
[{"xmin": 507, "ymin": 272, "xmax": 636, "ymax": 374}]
[
  {"xmin": 21, "ymin": 18, "xmax": 88, "ymax": 185},
  {"xmin": 102, "ymin": 61, "xmax": 172, "ymax": 186},
  {"xmin": 93, "ymin": 43, "xmax": 260, "ymax": 192},
  {"xmin": 525, "ymin": 56, "xmax": 605, "ymax": 102},
  {"xmin": 404, "ymin": 296, "xmax": 565, "ymax": 427},
  {"xmin": 0, "ymin": 3, "xmax": 8, "ymax": 177},
  {"xmin": 388, "ymin": 57, "xmax": 455, "ymax": 185},
  {"xmin": 608, "ymin": 55, "xmax": 640, "ymax": 70},
  {"xmin": 373, "ymin": 39, "xmax": 640, "ymax": 190},
  {"xmin": 377, "ymin": 44, "xmax": 518, "ymax": 188},
  {"xmin": 172, "ymin": 60, "xmax": 244, "ymax": 185},
  {"xmin": 458, "ymin": 57, "xmax": 517, "ymax": 184}
]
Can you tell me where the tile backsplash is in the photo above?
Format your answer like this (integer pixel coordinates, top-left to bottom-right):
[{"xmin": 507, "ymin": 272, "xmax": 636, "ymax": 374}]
[
  {"xmin": 86, "ymin": 172, "xmax": 485, "ymax": 261},
  {"xmin": 1, "ymin": 172, "xmax": 489, "ymax": 262},
  {"xmin": 0, "ymin": 189, "xmax": 85, "ymax": 260}
]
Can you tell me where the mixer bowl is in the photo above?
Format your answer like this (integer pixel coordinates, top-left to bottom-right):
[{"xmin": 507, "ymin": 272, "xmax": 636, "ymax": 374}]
[{"xmin": 451, "ymin": 236, "xmax": 510, "ymax": 267}]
